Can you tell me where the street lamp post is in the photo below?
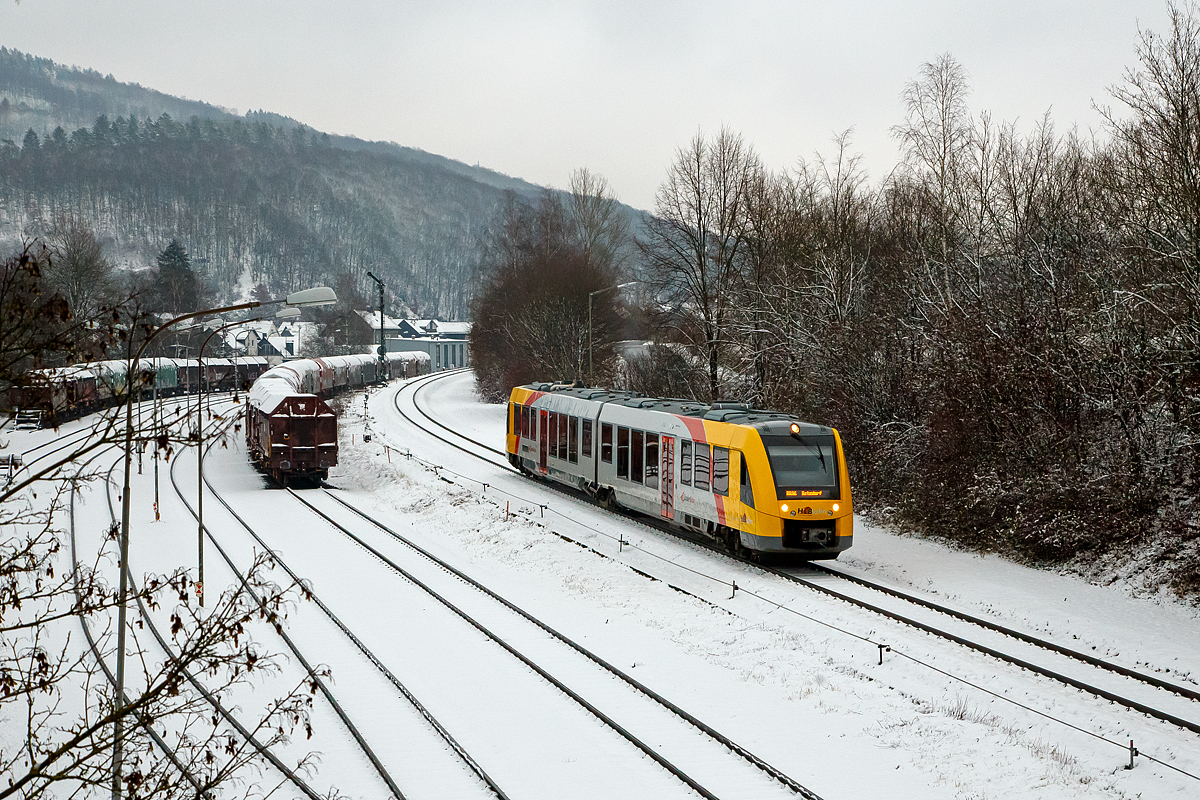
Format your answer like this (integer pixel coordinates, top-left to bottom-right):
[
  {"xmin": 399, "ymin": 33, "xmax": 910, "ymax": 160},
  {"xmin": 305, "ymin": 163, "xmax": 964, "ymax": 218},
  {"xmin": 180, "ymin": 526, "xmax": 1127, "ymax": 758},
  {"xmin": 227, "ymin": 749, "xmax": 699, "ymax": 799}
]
[
  {"xmin": 110, "ymin": 287, "xmax": 335, "ymax": 800},
  {"xmin": 152, "ymin": 358, "xmax": 160, "ymax": 521},
  {"xmin": 588, "ymin": 281, "xmax": 637, "ymax": 385},
  {"xmin": 366, "ymin": 271, "xmax": 386, "ymax": 382},
  {"xmin": 193, "ymin": 310, "xmax": 299, "ymax": 607}
]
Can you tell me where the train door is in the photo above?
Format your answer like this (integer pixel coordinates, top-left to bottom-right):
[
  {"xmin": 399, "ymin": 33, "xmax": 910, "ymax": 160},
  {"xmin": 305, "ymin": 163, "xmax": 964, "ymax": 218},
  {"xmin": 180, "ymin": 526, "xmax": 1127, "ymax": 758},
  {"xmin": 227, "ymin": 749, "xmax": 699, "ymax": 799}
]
[
  {"xmin": 660, "ymin": 435, "xmax": 675, "ymax": 520},
  {"xmin": 738, "ymin": 451, "xmax": 757, "ymax": 532},
  {"xmin": 539, "ymin": 410, "xmax": 548, "ymax": 473}
]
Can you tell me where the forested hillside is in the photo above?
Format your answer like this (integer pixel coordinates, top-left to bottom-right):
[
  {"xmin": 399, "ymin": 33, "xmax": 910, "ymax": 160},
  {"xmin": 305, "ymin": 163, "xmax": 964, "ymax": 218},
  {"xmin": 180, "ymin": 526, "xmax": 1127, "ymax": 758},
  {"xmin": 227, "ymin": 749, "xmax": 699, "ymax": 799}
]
[{"xmin": 0, "ymin": 47, "xmax": 561, "ymax": 317}]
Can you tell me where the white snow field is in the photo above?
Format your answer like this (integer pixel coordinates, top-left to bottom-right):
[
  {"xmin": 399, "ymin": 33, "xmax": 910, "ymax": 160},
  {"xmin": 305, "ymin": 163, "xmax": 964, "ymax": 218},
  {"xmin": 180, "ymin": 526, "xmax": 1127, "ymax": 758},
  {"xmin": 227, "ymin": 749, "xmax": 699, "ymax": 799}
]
[{"xmin": 12, "ymin": 373, "xmax": 1200, "ymax": 799}]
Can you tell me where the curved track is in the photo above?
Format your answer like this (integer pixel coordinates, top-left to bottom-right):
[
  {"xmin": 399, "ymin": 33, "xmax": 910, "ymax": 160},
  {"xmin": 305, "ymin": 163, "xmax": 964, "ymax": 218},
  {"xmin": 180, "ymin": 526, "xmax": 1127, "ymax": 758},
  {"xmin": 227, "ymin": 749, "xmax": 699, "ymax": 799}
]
[
  {"xmin": 66, "ymin": 447, "xmax": 205, "ymax": 796},
  {"xmin": 188, "ymin": 456, "xmax": 510, "ymax": 800},
  {"xmin": 189, "ymin": 391, "xmax": 822, "ymax": 796},
  {"xmin": 123, "ymin": 403, "xmax": 330, "ymax": 799},
  {"xmin": 168, "ymin": 446, "xmax": 409, "ymax": 800},
  {"xmin": 60, "ymin": 397, "xmax": 325, "ymax": 798},
  {"xmin": 288, "ymin": 485, "xmax": 822, "ymax": 799},
  {"xmin": 390, "ymin": 370, "xmax": 1200, "ymax": 767},
  {"xmin": 10, "ymin": 392, "xmax": 202, "ymax": 494}
]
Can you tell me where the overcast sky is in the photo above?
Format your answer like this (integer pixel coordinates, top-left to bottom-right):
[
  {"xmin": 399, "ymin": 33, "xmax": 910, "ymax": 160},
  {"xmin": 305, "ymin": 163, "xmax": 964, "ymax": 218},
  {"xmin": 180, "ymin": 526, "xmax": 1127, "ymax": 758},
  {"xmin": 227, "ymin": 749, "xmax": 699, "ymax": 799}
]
[{"xmin": 0, "ymin": 1, "xmax": 1175, "ymax": 210}]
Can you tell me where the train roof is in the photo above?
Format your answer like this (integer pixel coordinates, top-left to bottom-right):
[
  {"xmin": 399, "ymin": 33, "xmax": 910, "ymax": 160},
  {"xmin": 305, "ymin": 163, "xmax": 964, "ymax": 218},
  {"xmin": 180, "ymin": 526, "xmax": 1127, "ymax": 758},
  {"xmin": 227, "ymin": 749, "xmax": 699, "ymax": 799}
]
[
  {"xmin": 389, "ymin": 350, "xmax": 430, "ymax": 362},
  {"xmin": 518, "ymin": 383, "xmax": 834, "ymax": 435},
  {"xmin": 248, "ymin": 352, "xmax": 407, "ymax": 414}
]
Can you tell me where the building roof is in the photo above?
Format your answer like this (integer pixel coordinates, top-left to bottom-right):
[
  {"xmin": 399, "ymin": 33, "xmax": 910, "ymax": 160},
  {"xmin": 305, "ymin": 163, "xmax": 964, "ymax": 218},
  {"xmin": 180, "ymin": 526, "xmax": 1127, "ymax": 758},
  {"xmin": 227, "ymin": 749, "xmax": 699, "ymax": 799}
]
[
  {"xmin": 399, "ymin": 318, "xmax": 471, "ymax": 337},
  {"xmin": 355, "ymin": 310, "xmax": 405, "ymax": 331},
  {"xmin": 267, "ymin": 336, "xmax": 296, "ymax": 357}
]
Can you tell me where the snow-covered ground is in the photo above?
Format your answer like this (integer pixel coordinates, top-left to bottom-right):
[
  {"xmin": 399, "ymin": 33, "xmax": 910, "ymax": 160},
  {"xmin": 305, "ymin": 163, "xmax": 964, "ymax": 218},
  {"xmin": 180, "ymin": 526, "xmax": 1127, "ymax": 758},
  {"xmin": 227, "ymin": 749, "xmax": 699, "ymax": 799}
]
[{"xmin": 10, "ymin": 373, "xmax": 1200, "ymax": 799}]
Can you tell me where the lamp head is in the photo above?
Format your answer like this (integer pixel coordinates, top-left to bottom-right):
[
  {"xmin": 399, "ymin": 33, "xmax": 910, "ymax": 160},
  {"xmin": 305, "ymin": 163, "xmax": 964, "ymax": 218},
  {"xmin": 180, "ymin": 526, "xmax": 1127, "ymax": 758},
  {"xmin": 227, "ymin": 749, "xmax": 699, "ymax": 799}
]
[{"xmin": 285, "ymin": 287, "xmax": 337, "ymax": 307}]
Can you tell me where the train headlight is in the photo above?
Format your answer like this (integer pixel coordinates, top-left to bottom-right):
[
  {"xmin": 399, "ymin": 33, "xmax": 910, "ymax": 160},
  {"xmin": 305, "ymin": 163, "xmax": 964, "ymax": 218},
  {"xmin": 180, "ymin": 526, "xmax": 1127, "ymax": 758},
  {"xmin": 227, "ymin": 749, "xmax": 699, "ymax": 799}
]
[
  {"xmin": 780, "ymin": 503, "xmax": 789, "ymax": 513},
  {"xmin": 790, "ymin": 422, "xmax": 800, "ymax": 435},
  {"xmin": 833, "ymin": 503, "xmax": 840, "ymax": 512}
]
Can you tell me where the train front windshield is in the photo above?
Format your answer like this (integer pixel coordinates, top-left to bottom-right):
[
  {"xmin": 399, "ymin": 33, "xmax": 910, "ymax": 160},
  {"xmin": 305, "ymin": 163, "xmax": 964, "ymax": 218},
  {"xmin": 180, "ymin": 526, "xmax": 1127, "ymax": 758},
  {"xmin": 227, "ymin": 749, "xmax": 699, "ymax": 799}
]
[{"xmin": 762, "ymin": 435, "xmax": 839, "ymax": 499}]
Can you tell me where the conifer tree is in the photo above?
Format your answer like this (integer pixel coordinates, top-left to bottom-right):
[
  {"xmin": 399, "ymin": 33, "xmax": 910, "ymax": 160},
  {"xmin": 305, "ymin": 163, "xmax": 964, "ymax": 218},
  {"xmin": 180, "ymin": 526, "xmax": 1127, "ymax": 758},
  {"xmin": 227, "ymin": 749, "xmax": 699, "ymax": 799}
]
[{"xmin": 151, "ymin": 239, "xmax": 198, "ymax": 313}]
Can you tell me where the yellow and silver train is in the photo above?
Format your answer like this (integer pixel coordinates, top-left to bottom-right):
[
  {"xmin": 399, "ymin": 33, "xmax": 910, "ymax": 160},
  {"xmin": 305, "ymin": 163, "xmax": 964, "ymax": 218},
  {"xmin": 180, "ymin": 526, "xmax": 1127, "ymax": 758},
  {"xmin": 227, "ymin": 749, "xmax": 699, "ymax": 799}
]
[{"xmin": 506, "ymin": 384, "xmax": 852, "ymax": 559}]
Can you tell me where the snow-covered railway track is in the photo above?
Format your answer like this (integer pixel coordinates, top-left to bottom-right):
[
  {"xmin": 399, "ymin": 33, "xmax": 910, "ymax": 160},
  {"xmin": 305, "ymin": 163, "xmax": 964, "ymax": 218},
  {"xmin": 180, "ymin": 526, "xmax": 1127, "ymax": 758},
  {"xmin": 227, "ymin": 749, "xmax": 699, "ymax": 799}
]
[
  {"xmin": 792, "ymin": 560, "xmax": 1200, "ymax": 701},
  {"xmin": 66, "ymin": 399, "xmax": 329, "ymax": 799},
  {"xmin": 170, "ymin": 449, "xmax": 419, "ymax": 799},
  {"xmin": 284, "ymin": 484, "xmax": 820, "ymax": 800},
  {"xmin": 393, "ymin": 367, "xmax": 510, "ymax": 467},
  {"xmin": 191, "ymin": 460, "xmax": 510, "ymax": 800},
  {"xmin": 64, "ymin": 445, "xmax": 208, "ymax": 796},
  {"xmin": 398, "ymin": 371, "xmax": 1200, "ymax": 744},
  {"xmin": 767, "ymin": 562, "xmax": 1200, "ymax": 734},
  {"xmin": 15, "ymin": 393, "xmax": 195, "ymax": 483}
]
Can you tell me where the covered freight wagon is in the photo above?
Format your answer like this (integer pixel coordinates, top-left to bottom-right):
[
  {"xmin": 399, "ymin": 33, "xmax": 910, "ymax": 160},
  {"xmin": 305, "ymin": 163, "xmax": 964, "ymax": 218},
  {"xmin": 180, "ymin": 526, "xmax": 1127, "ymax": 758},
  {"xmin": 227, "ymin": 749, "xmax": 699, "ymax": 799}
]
[{"xmin": 245, "ymin": 383, "xmax": 338, "ymax": 485}]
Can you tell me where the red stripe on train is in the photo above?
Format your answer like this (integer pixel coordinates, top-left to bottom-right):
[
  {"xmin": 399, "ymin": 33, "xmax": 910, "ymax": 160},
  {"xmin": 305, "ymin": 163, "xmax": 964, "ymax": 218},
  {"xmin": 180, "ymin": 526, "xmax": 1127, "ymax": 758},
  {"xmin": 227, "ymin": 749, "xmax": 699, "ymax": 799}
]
[{"xmin": 674, "ymin": 415, "xmax": 707, "ymax": 443}]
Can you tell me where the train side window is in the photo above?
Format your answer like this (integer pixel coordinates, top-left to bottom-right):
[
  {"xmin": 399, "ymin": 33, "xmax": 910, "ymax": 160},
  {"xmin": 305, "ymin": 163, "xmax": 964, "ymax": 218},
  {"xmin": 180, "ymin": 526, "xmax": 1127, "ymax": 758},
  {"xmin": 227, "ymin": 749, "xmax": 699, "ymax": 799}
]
[
  {"xmin": 739, "ymin": 453, "xmax": 755, "ymax": 508},
  {"xmin": 602, "ymin": 423, "xmax": 613, "ymax": 463},
  {"xmin": 509, "ymin": 403, "xmax": 517, "ymax": 436},
  {"xmin": 694, "ymin": 445, "xmax": 711, "ymax": 491},
  {"xmin": 559, "ymin": 414, "xmax": 569, "ymax": 460},
  {"xmin": 645, "ymin": 433, "xmax": 659, "ymax": 489},
  {"xmin": 617, "ymin": 426, "xmax": 629, "ymax": 478},
  {"xmin": 523, "ymin": 406, "xmax": 530, "ymax": 438},
  {"xmin": 549, "ymin": 412, "xmax": 559, "ymax": 459},
  {"xmin": 680, "ymin": 440, "xmax": 693, "ymax": 486},
  {"xmin": 712, "ymin": 446, "xmax": 730, "ymax": 496},
  {"xmin": 582, "ymin": 419, "xmax": 593, "ymax": 459},
  {"xmin": 631, "ymin": 429, "xmax": 644, "ymax": 484},
  {"xmin": 568, "ymin": 416, "xmax": 579, "ymax": 464}
]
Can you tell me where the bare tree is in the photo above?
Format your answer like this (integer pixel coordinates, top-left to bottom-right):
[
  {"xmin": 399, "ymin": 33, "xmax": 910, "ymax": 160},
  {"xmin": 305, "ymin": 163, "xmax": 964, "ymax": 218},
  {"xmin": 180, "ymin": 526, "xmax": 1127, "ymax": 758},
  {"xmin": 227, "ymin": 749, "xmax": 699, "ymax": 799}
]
[
  {"xmin": 638, "ymin": 127, "xmax": 757, "ymax": 401},
  {"xmin": 470, "ymin": 190, "xmax": 623, "ymax": 398},
  {"xmin": 734, "ymin": 161, "xmax": 786, "ymax": 406},
  {"xmin": 1104, "ymin": 1, "xmax": 1200, "ymax": 327},
  {"xmin": 892, "ymin": 53, "xmax": 974, "ymax": 319},
  {"xmin": 1, "ymin": 243, "xmax": 78, "ymax": 386},
  {"xmin": 45, "ymin": 217, "xmax": 117, "ymax": 324},
  {"xmin": 1, "ymin": 516, "xmax": 319, "ymax": 800},
  {"xmin": 567, "ymin": 168, "xmax": 631, "ymax": 274}
]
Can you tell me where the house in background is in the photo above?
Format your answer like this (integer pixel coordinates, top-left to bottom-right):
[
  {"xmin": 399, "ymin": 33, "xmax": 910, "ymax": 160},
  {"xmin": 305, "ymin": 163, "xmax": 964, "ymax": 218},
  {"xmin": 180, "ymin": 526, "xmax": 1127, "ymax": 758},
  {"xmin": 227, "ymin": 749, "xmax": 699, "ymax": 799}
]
[
  {"xmin": 385, "ymin": 317, "xmax": 472, "ymax": 372},
  {"xmin": 355, "ymin": 310, "xmax": 404, "ymax": 341},
  {"xmin": 268, "ymin": 321, "xmax": 317, "ymax": 358}
]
